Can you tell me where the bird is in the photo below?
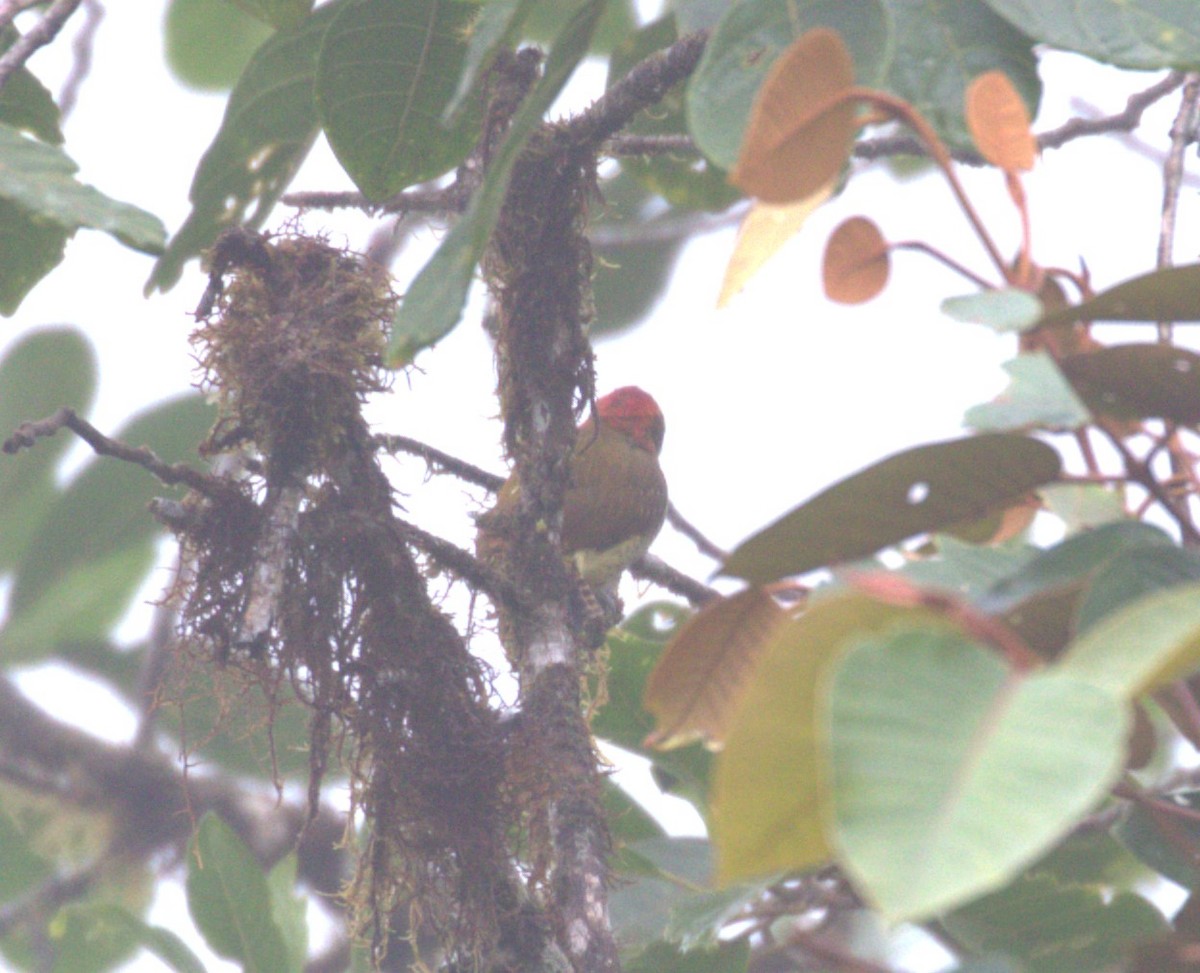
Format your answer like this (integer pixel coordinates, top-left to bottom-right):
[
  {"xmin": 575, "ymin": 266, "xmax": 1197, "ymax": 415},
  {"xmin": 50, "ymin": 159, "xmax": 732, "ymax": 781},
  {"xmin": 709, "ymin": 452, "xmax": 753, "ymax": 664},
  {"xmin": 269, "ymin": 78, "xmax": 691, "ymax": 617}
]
[{"xmin": 478, "ymin": 386, "xmax": 668, "ymax": 635}]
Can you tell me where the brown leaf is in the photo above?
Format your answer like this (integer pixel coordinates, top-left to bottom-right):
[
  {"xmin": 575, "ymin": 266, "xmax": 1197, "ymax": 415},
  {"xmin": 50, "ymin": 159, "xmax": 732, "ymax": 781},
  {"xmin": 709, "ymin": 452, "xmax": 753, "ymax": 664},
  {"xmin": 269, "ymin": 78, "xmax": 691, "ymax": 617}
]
[
  {"xmin": 822, "ymin": 216, "xmax": 889, "ymax": 304},
  {"xmin": 643, "ymin": 586, "xmax": 787, "ymax": 750},
  {"xmin": 730, "ymin": 27, "xmax": 857, "ymax": 204},
  {"xmin": 965, "ymin": 70, "xmax": 1036, "ymax": 172}
]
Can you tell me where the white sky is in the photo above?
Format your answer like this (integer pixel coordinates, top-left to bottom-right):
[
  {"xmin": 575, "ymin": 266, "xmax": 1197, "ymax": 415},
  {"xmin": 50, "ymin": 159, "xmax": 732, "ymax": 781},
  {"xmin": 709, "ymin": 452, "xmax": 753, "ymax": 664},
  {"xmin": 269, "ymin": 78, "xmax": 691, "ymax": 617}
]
[{"xmin": 5, "ymin": 2, "xmax": 1200, "ymax": 970}]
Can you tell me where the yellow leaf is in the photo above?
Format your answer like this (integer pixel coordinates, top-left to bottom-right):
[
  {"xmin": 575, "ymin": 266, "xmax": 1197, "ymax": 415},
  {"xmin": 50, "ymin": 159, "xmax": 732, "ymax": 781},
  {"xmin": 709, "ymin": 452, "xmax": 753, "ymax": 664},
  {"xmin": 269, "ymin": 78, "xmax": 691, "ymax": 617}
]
[
  {"xmin": 717, "ymin": 187, "xmax": 833, "ymax": 308},
  {"xmin": 712, "ymin": 592, "xmax": 946, "ymax": 886},
  {"xmin": 643, "ymin": 586, "xmax": 788, "ymax": 749}
]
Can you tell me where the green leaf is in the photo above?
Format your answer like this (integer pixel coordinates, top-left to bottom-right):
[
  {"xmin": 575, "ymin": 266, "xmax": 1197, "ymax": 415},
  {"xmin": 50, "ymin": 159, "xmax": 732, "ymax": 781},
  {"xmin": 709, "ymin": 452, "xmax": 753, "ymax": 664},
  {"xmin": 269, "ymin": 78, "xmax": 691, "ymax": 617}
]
[
  {"xmin": 686, "ymin": 0, "xmax": 892, "ymax": 171},
  {"xmin": 8, "ymin": 394, "xmax": 214, "ymax": 623},
  {"xmin": 723, "ymin": 434, "xmax": 1061, "ymax": 584},
  {"xmin": 942, "ymin": 289, "xmax": 1043, "ymax": 332},
  {"xmin": 1078, "ymin": 544, "xmax": 1200, "ymax": 633},
  {"xmin": 165, "ymin": 0, "xmax": 275, "ymax": 91},
  {"xmin": 884, "ymin": 0, "xmax": 1040, "ymax": 152},
  {"xmin": 976, "ymin": 520, "xmax": 1172, "ymax": 617},
  {"xmin": 1116, "ymin": 789, "xmax": 1200, "ymax": 888},
  {"xmin": 626, "ymin": 939, "xmax": 749, "ymax": 973},
  {"xmin": 267, "ymin": 855, "xmax": 308, "ymax": 971},
  {"xmin": 67, "ymin": 906, "xmax": 209, "ymax": 973},
  {"xmin": 943, "ymin": 872, "xmax": 1168, "ymax": 973},
  {"xmin": 898, "ymin": 535, "xmax": 1038, "ymax": 599},
  {"xmin": 0, "ymin": 542, "xmax": 156, "ymax": 662},
  {"xmin": 316, "ymin": 0, "xmax": 480, "ymax": 201},
  {"xmin": 965, "ymin": 352, "xmax": 1092, "ymax": 432},
  {"xmin": 1040, "ymin": 482, "xmax": 1128, "ymax": 532},
  {"xmin": 594, "ymin": 614, "xmax": 712, "ymax": 810},
  {"xmin": 981, "ymin": 0, "xmax": 1200, "ymax": 69},
  {"xmin": 187, "ymin": 814, "xmax": 294, "ymax": 972},
  {"xmin": 0, "ymin": 327, "xmax": 96, "ymax": 569},
  {"xmin": 829, "ymin": 627, "xmax": 1127, "ymax": 921},
  {"xmin": 1060, "ymin": 343, "xmax": 1200, "ymax": 424},
  {"xmin": 149, "ymin": 3, "xmax": 339, "ymax": 292},
  {"xmin": 0, "ymin": 196, "xmax": 69, "ymax": 313},
  {"xmin": 1037, "ymin": 262, "xmax": 1200, "ymax": 326},
  {"xmin": 666, "ymin": 884, "xmax": 772, "ymax": 953},
  {"xmin": 0, "ymin": 28, "xmax": 63, "ymax": 144},
  {"xmin": 1058, "ymin": 581, "xmax": 1200, "ymax": 698},
  {"xmin": 609, "ymin": 837, "xmax": 714, "ymax": 951},
  {"xmin": 386, "ymin": 0, "xmax": 606, "ymax": 363},
  {"xmin": 232, "ymin": 0, "xmax": 314, "ymax": 28},
  {"xmin": 0, "ymin": 123, "xmax": 164, "ymax": 253}
]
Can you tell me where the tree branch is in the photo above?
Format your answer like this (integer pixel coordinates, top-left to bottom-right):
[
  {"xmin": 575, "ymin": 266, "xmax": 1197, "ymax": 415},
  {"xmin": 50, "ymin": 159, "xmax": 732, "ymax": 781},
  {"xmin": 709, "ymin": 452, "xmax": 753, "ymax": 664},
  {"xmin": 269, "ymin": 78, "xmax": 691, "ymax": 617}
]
[
  {"xmin": 0, "ymin": 0, "xmax": 84, "ymax": 91},
  {"xmin": 3, "ymin": 407, "xmax": 238, "ymax": 502},
  {"xmin": 564, "ymin": 31, "xmax": 708, "ymax": 149}
]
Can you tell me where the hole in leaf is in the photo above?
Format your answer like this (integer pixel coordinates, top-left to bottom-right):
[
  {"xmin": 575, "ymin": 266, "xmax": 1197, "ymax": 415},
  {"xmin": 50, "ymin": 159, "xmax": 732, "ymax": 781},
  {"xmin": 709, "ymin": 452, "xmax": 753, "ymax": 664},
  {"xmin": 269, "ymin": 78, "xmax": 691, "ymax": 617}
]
[{"xmin": 907, "ymin": 482, "xmax": 930, "ymax": 505}]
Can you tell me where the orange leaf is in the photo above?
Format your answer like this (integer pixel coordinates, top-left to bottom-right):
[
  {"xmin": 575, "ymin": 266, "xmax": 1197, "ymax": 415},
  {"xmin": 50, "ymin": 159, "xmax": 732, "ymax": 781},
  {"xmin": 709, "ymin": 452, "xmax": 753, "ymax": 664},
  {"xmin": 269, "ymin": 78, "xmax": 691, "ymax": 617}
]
[
  {"xmin": 822, "ymin": 216, "xmax": 889, "ymax": 304},
  {"xmin": 965, "ymin": 71, "xmax": 1036, "ymax": 172},
  {"xmin": 730, "ymin": 28, "xmax": 857, "ymax": 204},
  {"xmin": 717, "ymin": 186, "xmax": 834, "ymax": 308},
  {"xmin": 643, "ymin": 586, "xmax": 787, "ymax": 750}
]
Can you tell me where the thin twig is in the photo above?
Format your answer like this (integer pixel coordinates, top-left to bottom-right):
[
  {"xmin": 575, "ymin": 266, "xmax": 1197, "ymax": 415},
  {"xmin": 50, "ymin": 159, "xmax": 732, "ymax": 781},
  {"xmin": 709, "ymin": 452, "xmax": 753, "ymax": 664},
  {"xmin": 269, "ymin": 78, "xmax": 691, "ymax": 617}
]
[
  {"xmin": 376, "ymin": 432, "xmax": 504, "ymax": 491},
  {"xmin": 855, "ymin": 71, "xmax": 1186, "ymax": 166},
  {"xmin": 56, "ymin": 0, "xmax": 101, "ymax": 119},
  {"xmin": 281, "ymin": 184, "xmax": 464, "ymax": 215},
  {"xmin": 632, "ymin": 553, "xmax": 717, "ymax": 606},
  {"xmin": 0, "ymin": 0, "xmax": 84, "ymax": 91},
  {"xmin": 397, "ymin": 518, "xmax": 522, "ymax": 609},
  {"xmin": 0, "ymin": 0, "xmax": 43, "ymax": 30},
  {"xmin": 666, "ymin": 501, "xmax": 726, "ymax": 561},
  {"xmin": 605, "ymin": 133, "xmax": 696, "ymax": 156},
  {"xmin": 4, "ymin": 407, "xmax": 235, "ymax": 502},
  {"xmin": 1156, "ymin": 73, "xmax": 1200, "ymax": 343}
]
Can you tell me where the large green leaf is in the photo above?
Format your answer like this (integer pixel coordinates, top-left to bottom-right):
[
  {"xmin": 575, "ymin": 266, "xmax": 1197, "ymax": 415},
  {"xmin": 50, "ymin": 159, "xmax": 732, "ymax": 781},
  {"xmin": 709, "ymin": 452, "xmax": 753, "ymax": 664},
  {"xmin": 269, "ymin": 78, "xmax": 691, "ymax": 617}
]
[
  {"xmin": 829, "ymin": 627, "xmax": 1127, "ymax": 921},
  {"xmin": 884, "ymin": 0, "xmax": 1040, "ymax": 152},
  {"xmin": 982, "ymin": 0, "xmax": 1200, "ymax": 69},
  {"xmin": 1060, "ymin": 343, "xmax": 1200, "ymax": 424},
  {"xmin": 0, "ymin": 124, "xmax": 164, "ymax": 253},
  {"xmin": 943, "ymin": 289, "xmax": 1044, "ymax": 332},
  {"xmin": 943, "ymin": 872, "xmax": 1167, "ymax": 973},
  {"xmin": 315, "ymin": 0, "xmax": 481, "ymax": 201},
  {"xmin": 164, "ymin": 0, "xmax": 275, "ymax": 91},
  {"xmin": 723, "ymin": 434, "xmax": 1061, "ymax": 584},
  {"xmin": 0, "ymin": 328, "xmax": 96, "ymax": 569},
  {"xmin": 187, "ymin": 814, "xmax": 293, "ymax": 972},
  {"xmin": 1058, "ymin": 581, "xmax": 1200, "ymax": 698},
  {"xmin": 1037, "ymin": 262, "xmax": 1200, "ymax": 326},
  {"xmin": 686, "ymin": 0, "xmax": 891, "ymax": 172},
  {"xmin": 609, "ymin": 837, "xmax": 714, "ymax": 951},
  {"xmin": 149, "ymin": 3, "xmax": 340, "ymax": 292},
  {"xmin": 1078, "ymin": 544, "xmax": 1200, "ymax": 633},
  {"xmin": 386, "ymin": 0, "xmax": 605, "ymax": 363},
  {"xmin": 233, "ymin": 0, "xmax": 315, "ymax": 27}
]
